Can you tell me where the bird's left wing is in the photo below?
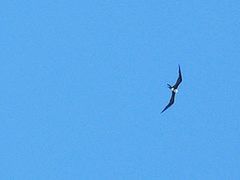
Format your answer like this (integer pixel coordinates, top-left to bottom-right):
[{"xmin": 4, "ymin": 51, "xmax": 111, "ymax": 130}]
[{"xmin": 161, "ymin": 92, "xmax": 175, "ymax": 113}]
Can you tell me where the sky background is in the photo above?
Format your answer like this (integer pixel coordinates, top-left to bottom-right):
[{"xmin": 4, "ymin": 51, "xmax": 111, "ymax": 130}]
[{"xmin": 1, "ymin": 0, "xmax": 240, "ymax": 179}]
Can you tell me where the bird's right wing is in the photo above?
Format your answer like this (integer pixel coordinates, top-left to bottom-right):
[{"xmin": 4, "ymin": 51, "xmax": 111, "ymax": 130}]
[
  {"xmin": 173, "ymin": 65, "xmax": 182, "ymax": 89},
  {"xmin": 161, "ymin": 92, "xmax": 175, "ymax": 113}
]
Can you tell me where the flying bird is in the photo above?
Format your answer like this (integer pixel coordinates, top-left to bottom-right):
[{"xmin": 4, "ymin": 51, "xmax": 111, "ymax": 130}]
[{"xmin": 161, "ymin": 65, "xmax": 182, "ymax": 113}]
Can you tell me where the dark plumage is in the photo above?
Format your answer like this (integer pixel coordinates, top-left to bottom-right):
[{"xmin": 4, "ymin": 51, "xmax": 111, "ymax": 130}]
[
  {"xmin": 161, "ymin": 65, "xmax": 182, "ymax": 113},
  {"xmin": 173, "ymin": 65, "xmax": 182, "ymax": 89}
]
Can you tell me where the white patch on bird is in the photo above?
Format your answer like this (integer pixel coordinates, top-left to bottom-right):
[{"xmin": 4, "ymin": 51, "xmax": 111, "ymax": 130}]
[{"xmin": 171, "ymin": 88, "xmax": 178, "ymax": 93}]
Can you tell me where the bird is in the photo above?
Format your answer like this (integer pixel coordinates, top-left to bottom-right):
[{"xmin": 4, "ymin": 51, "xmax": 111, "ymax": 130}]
[{"xmin": 161, "ymin": 65, "xmax": 182, "ymax": 113}]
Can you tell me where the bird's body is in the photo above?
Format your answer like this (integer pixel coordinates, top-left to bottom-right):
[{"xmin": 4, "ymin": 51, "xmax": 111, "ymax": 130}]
[
  {"xmin": 161, "ymin": 65, "xmax": 182, "ymax": 113},
  {"xmin": 171, "ymin": 88, "xmax": 178, "ymax": 93}
]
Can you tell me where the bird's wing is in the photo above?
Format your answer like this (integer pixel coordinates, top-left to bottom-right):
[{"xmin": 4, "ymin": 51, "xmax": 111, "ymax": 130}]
[
  {"xmin": 173, "ymin": 65, "xmax": 182, "ymax": 89},
  {"xmin": 161, "ymin": 92, "xmax": 175, "ymax": 113}
]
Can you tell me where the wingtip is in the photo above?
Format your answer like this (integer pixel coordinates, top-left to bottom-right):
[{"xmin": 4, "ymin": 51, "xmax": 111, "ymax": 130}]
[{"xmin": 178, "ymin": 64, "xmax": 181, "ymax": 73}]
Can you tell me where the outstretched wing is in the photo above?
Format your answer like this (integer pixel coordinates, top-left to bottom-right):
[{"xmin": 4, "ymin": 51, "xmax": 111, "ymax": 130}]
[
  {"xmin": 173, "ymin": 65, "xmax": 182, "ymax": 89},
  {"xmin": 161, "ymin": 92, "xmax": 176, "ymax": 113}
]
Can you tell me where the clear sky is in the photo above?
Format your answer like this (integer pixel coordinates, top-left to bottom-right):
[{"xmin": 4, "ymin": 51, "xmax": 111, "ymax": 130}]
[{"xmin": 1, "ymin": 0, "xmax": 240, "ymax": 179}]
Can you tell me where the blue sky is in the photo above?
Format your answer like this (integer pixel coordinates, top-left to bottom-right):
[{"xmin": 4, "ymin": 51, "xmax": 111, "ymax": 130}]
[{"xmin": 1, "ymin": 0, "xmax": 240, "ymax": 179}]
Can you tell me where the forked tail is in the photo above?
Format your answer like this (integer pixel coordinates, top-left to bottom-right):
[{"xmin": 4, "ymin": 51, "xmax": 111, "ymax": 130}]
[{"xmin": 167, "ymin": 84, "xmax": 172, "ymax": 89}]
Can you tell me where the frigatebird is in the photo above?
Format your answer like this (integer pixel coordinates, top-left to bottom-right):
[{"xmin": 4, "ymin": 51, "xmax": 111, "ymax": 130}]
[{"xmin": 161, "ymin": 65, "xmax": 182, "ymax": 113}]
